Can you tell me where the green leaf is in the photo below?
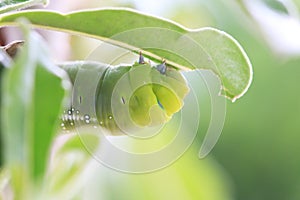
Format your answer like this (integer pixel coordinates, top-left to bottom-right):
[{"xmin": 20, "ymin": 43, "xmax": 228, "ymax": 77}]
[
  {"xmin": 0, "ymin": 48, "xmax": 12, "ymax": 168},
  {"xmin": 45, "ymin": 130, "xmax": 101, "ymax": 198},
  {"xmin": 0, "ymin": 8, "xmax": 252, "ymax": 101},
  {"xmin": 1, "ymin": 22, "xmax": 71, "ymax": 187},
  {"xmin": 0, "ymin": 0, "xmax": 48, "ymax": 14}
]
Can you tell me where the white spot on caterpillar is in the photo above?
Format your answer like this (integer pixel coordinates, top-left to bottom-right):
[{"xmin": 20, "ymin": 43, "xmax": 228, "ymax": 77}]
[{"xmin": 121, "ymin": 97, "xmax": 125, "ymax": 104}]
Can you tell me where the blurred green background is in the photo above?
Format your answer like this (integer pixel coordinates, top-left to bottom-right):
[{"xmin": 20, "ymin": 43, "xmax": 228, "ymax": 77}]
[{"xmin": 7, "ymin": 0, "xmax": 299, "ymax": 199}]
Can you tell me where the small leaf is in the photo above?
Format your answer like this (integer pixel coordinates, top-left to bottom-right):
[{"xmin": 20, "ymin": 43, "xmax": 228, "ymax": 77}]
[
  {"xmin": 0, "ymin": 0, "xmax": 48, "ymax": 14},
  {"xmin": 1, "ymin": 21, "xmax": 71, "ymax": 187},
  {"xmin": 46, "ymin": 130, "xmax": 101, "ymax": 198},
  {"xmin": 0, "ymin": 8, "xmax": 253, "ymax": 101}
]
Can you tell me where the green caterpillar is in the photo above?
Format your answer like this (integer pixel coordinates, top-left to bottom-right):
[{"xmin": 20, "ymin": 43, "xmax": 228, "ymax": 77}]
[{"xmin": 60, "ymin": 53, "xmax": 189, "ymax": 135}]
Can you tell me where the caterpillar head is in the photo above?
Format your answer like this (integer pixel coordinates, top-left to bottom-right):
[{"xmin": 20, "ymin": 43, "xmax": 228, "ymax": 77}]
[{"xmin": 128, "ymin": 61, "xmax": 189, "ymax": 127}]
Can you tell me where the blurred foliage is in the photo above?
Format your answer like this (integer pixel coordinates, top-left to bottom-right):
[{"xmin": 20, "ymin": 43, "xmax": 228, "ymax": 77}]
[
  {"xmin": 3, "ymin": 0, "xmax": 299, "ymax": 200},
  {"xmin": 0, "ymin": 1, "xmax": 240, "ymax": 199},
  {"xmin": 0, "ymin": 23, "xmax": 71, "ymax": 199},
  {"xmin": 0, "ymin": 0, "xmax": 47, "ymax": 14},
  {"xmin": 83, "ymin": 146, "xmax": 233, "ymax": 200},
  {"xmin": 167, "ymin": 0, "xmax": 300, "ymax": 200},
  {"xmin": 57, "ymin": 0, "xmax": 300, "ymax": 199},
  {"xmin": 262, "ymin": 0, "xmax": 289, "ymax": 14},
  {"xmin": 0, "ymin": 48, "xmax": 12, "ymax": 168}
]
